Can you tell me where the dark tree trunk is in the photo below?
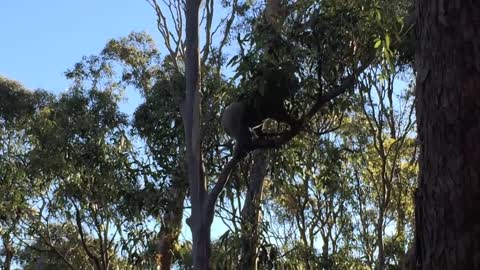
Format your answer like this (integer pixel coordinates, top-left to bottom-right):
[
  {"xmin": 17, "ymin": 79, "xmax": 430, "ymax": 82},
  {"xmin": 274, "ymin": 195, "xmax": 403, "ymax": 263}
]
[
  {"xmin": 376, "ymin": 212, "xmax": 385, "ymax": 270},
  {"xmin": 415, "ymin": 1, "xmax": 480, "ymax": 269},
  {"xmin": 190, "ymin": 220, "xmax": 211, "ymax": 270},
  {"xmin": 239, "ymin": 151, "xmax": 268, "ymax": 270},
  {"xmin": 155, "ymin": 176, "xmax": 187, "ymax": 269}
]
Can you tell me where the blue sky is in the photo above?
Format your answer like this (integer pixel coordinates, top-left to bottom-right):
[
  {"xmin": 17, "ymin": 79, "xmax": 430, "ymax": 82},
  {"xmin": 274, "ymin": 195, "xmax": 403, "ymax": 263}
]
[{"xmin": 0, "ymin": 1, "xmax": 163, "ymax": 114}]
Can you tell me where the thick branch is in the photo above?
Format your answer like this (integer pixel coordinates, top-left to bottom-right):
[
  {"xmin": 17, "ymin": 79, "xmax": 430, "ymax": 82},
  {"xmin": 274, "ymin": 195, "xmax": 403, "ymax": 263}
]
[{"xmin": 206, "ymin": 156, "xmax": 241, "ymax": 223}]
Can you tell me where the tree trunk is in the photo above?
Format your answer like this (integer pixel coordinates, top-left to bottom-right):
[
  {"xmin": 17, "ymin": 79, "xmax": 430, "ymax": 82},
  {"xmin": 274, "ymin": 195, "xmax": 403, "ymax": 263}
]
[
  {"xmin": 190, "ymin": 219, "xmax": 211, "ymax": 270},
  {"xmin": 239, "ymin": 150, "xmax": 268, "ymax": 270},
  {"xmin": 34, "ymin": 255, "xmax": 45, "ymax": 270},
  {"xmin": 2, "ymin": 235, "xmax": 13, "ymax": 270},
  {"xmin": 184, "ymin": 0, "xmax": 209, "ymax": 269},
  {"xmin": 238, "ymin": 1, "xmax": 282, "ymax": 266},
  {"xmin": 321, "ymin": 235, "xmax": 330, "ymax": 270},
  {"xmin": 155, "ymin": 175, "xmax": 188, "ymax": 269},
  {"xmin": 376, "ymin": 214, "xmax": 384, "ymax": 270},
  {"xmin": 415, "ymin": 1, "xmax": 480, "ymax": 269}
]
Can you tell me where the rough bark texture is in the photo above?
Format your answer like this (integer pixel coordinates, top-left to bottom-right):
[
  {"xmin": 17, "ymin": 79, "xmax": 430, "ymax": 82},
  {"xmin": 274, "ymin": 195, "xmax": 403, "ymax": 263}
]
[
  {"xmin": 239, "ymin": 151, "xmax": 268, "ymax": 270},
  {"xmin": 155, "ymin": 175, "xmax": 188, "ymax": 270},
  {"xmin": 415, "ymin": 1, "xmax": 480, "ymax": 269}
]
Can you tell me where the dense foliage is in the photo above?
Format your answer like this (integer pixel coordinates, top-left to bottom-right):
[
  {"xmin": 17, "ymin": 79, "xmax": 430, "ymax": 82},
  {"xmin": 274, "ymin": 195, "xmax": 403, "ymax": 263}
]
[{"xmin": 0, "ymin": 0, "xmax": 415, "ymax": 269}]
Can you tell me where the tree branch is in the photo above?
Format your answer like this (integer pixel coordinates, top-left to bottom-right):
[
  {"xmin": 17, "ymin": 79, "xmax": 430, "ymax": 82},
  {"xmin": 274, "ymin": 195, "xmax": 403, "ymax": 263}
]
[
  {"xmin": 201, "ymin": 0, "xmax": 214, "ymax": 63},
  {"xmin": 206, "ymin": 156, "xmax": 241, "ymax": 224},
  {"xmin": 252, "ymin": 56, "xmax": 374, "ymax": 151},
  {"xmin": 73, "ymin": 204, "xmax": 102, "ymax": 270}
]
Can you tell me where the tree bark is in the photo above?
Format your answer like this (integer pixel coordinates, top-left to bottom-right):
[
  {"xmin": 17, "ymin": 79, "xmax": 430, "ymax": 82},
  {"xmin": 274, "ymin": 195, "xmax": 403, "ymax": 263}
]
[
  {"xmin": 239, "ymin": 150, "xmax": 268, "ymax": 270},
  {"xmin": 184, "ymin": 0, "xmax": 210, "ymax": 269},
  {"xmin": 415, "ymin": 1, "xmax": 480, "ymax": 269},
  {"xmin": 34, "ymin": 256, "xmax": 45, "ymax": 270},
  {"xmin": 2, "ymin": 235, "xmax": 13, "ymax": 270},
  {"xmin": 376, "ymin": 213, "xmax": 384, "ymax": 270},
  {"xmin": 155, "ymin": 175, "xmax": 188, "ymax": 269}
]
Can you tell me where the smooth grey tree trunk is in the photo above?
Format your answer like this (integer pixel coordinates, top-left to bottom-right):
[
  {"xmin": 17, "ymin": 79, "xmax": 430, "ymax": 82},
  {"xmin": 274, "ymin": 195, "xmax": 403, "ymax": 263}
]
[{"xmin": 184, "ymin": 0, "xmax": 210, "ymax": 269}]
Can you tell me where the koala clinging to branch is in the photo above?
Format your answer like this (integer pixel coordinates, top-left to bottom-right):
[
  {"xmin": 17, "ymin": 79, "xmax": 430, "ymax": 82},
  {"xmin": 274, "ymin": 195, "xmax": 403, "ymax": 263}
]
[
  {"xmin": 222, "ymin": 0, "xmax": 299, "ymax": 158},
  {"xmin": 221, "ymin": 63, "xmax": 299, "ymax": 158}
]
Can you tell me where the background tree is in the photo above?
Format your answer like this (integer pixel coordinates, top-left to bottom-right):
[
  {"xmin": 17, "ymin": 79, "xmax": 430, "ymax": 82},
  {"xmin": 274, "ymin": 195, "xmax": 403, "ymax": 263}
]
[
  {"xmin": 0, "ymin": 77, "xmax": 53, "ymax": 270},
  {"xmin": 144, "ymin": 0, "xmax": 241, "ymax": 267},
  {"xmin": 343, "ymin": 71, "xmax": 416, "ymax": 270},
  {"xmin": 23, "ymin": 84, "xmax": 140, "ymax": 269}
]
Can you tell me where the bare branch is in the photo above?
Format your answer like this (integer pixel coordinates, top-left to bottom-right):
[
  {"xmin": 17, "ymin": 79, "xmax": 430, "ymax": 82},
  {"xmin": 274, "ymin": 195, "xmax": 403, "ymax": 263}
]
[
  {"xmin": 201, "ymin": 0, "xmax": 214, "ymax": 63},
  {"xmin": 206, "ymin": 156, "xmax": 242, "ymax": 224},
  {"xmin": 217, "ymin": 0, "xmax": 238, "ymax": 70},
  {"xmin": 147, "ymin": 0, "xmax": 184, "ymax": 70}
]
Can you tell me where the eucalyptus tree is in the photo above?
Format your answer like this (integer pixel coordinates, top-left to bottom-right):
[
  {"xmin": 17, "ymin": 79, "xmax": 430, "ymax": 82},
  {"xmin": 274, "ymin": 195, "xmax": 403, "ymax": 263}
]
[
  {"xmin": 225, "ymin": 0, "xmax": 413, "ymax": 268},
  {"xmin": 0, "ymin": 77, "xmax": 53, "ymax": 270},
  {"xmin": 414, "ymin": 1, "xmax": 480, "ymax": 269},
  {"xmin": 181, "ymin": 0, "xmax": 383, "ymax": 267},
  {"xmin": 26, "ymin": 88, "xmax": 139, "ymax": 269}
]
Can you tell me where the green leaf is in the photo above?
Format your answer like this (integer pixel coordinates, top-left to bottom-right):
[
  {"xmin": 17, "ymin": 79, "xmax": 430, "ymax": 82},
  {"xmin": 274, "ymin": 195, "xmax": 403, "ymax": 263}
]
[
  {"xmin": 385, "ymin": 33, "xmax": 391, "ymax": 49},
  {"xmin": 375, "ymin": 9, "xmax": 382, "ymax": 21}
]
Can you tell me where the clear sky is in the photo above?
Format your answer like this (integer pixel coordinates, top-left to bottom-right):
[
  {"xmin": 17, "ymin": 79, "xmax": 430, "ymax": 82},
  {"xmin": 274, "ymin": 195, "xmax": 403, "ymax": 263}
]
[
  {"xmin": 0, "ymin": 1, "xmax": 163, "ymax": 114},
  {"xmin": 0, "ymin": 0, "xmax": 162, "ymax": 91}
]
